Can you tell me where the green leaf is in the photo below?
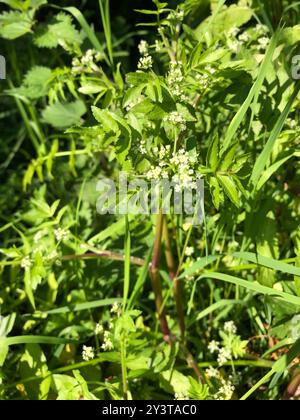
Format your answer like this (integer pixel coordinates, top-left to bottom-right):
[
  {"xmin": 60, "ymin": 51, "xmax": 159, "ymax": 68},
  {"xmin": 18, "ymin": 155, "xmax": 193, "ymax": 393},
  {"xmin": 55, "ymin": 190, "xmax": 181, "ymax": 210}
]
[
  {"xmin": 34, "ymin": 12, "xmax": 82, "ymax": 49},
  {"xmin": 8, "ymin": 66, "xmax": 52, "ymax": 99},
  {"xmin": 0, "ymin": 338, "xmax": 9, "ymax": 367},
  {"xmin": 44, "ymin": 297, "xmax": 122, "ymax": 315},
  {"xmin": 178, "ymin": 255, "xmax": 219, "ymax": 279},
  {"xmin": 250, "ymin": 81, "xmax": 300, "ymax": 187},
  {"xmin": 19, "ymin": 344, "xmax": 50, "ymax": 400},
  {"xmin": 6, "ymin": 336, "xmax": 76, "ymax": 345},
  {"xmin": 223, "ymin": 30, "xmax": 279, "ymax": 150},
  {"xmin": 0, "ymin": 10, "xmax": 32, "ymax": 39},
  {"xmin": 42, "ymin": 100, "xmax": 86, "ymax": 128},
  {"xmin": 217, "ymin": 175, "xmax": 241, "ymax": 207},
  {"xmin": 233, "ymin": 252, "xmax": 300, "ymax": 277},
  {"xmin": 200, "ymin": 272, "xmax": 300, "ymax": 306}
]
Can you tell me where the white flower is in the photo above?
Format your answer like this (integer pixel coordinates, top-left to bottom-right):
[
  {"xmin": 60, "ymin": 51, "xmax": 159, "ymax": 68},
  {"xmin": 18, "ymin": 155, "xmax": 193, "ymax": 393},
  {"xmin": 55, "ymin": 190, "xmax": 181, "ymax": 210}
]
[
  {"xmin": 54, "ymin": 228, "xmax": 69, "ymax": 242},
  {"xmin": 111, "ymin": 302, "xmax": 122, "ymax": 316},
  {"xmin": 101, "ymin": 331, "xmax": 114, "ymax": 351},
  {"xmin": 164, "ymin": 111, "xmax": 186, "ymax": 131},
  {"xmin": 216, "ymin": 379, "xmax": 235, "ymax": 400},
  {"xmin": 21, "ymin": 256, "xmax": 31, "ymax": 271},
  {"xmin": 185, "ymin": 246, "xmax": 194, "ymax": 257},
  {"xmin": 208, "ymin": 340, "xmax": 220, "ymax": 353},
  {"xmin": 82, "ymin": 345, "xmax": 95, "ymax": 361},
  {"xmin": 138, "ymin": 40, "xmax": 148, "ymax": 55},
  {"xmin": 138, "ymin": 55, "xmax": 153, "ymax": 70},
  {"xmin": 228, "ymin": 26, "xmax": 239, "ymax": 38},
  {"xmin": 239, "ymin": 32, "xmax": 250, "ymax": 43},
  {"xmin": 227, "ymin": 39, "xmax": 241, "ymax": 53},
  {"xmin": 258, "ymin": 36, "xmax": 270, "ymax": 50},
  {"xmin": 195, "ymin": 73, "xmax": 210, "ymax": 90},
  {"xmin": 224, "ymin": 321, "xmax": 237, "ymax": 335},
  {"xmin": 217, "ymin": 347, "xmax": 231, "ymax": 366},
  {"xmin": 95, "ymin": 323, "xmax": 104, "ymax": 335},
  {"xmin": 286, "ymin": 118, "xmax": 297, "ymax": 129},
  {"xmin": 255, "ymin": 24, "xmax": 269, "ymax": 35},
  {"xmin": 205, "ymin": 366, "xmax": 220, "ymax": 378}
]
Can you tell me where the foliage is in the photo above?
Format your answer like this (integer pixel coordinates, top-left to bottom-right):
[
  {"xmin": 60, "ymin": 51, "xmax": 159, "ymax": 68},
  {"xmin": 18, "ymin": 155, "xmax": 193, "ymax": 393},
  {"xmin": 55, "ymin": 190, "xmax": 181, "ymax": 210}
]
[{"xmin": 0, "ymin": 0, "xmax": 300, "ymax": 400}]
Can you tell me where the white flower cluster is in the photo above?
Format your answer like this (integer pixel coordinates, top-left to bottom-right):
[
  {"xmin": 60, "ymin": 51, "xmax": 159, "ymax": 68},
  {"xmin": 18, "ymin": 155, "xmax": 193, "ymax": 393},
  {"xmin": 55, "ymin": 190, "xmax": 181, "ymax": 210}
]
[
  {"xmin": 170, "ymin": 148, "xmax": 198, "ymax": 190},
  {"xmin": 101, "ymin": 330, "xmax": 114, "ymax": 351},
  {"xmin": 137, "ymin": 40, "xmax": 152, "ymax": 70},
  {"xmin": 258, "ymin": 36, "xmax": 270, "ymax": 50},
  {"xmin": 215, "ymin": 378, "xmax": 235, "ymax": 400},
  {"xmin": 54, "ymin": 227, "xmax": 69, "ymax": 242},
  {"xmin": 111, "ymin": 301, "xmax": 122, "ymax": 316},
  {"xmin": 21, "ymin": 256, "xmax": 31, "ymax": 271},
  {"xmin": 227, "ymin": 26, "xmax": 242, "ymax": 53},
  {"xmin": 138, "ymin": 40, "xmax": 148, "ymax": 56},
  {"xmin": 146, "ymin": 145, "xmax": 199, "ymax": 191},
  {"xmin": 137, "ymin": 55, "xmax": 153, "ymax": 70},
  {"xmin": 139, "ymin": 139, "xmax": 147, "ymax": 154},
  {"xmin": 167, "ymin": 61, "xmax": 187, "ymax": 101},
  {"xmin": 166, "ymin": 10, "xmax": 184, "ymax": 24},
  {"xmin": 195, "ymin": 73, "xmax": 210, "ymax": 90},
  {"xmin": 224, "ymin": 321, "xmax": 237, "ymax": 335},
  {"xmin": 163, "ymin": 111, "xmax": 187, "ymax": 131},
  {"xmin": 205, "ymin": 367, "xmax": 236, "ymax": 400},
  {"xmin": 82, "ymin": 345, "xmax": 95, "ymax": 361},
  {"xmin": 185, "ymin": 246, "xmax": 194, "ymax": 257},
  {"xmin": 208, "ymin": 321, "xmax": 239, "ymax": 366},
  {"xmin": 286, "ymin": 118, "xmax": 297, "ymax": 130},
  {"xmin": 72, "ymin": 49, "xmax": 102, "ymax": 73},
  {"xmin": 239, "ymin": 32, "xmax": 250, "ymax": 43},
  {"xmin": 95, "ymin": 323, "xmax": 104, "ymax": 335}
]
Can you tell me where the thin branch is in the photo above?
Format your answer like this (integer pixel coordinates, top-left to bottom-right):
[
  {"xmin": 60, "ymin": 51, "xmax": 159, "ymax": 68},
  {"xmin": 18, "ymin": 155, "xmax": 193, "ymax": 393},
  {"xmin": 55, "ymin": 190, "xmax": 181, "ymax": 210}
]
[{"xmin": 62, "ymin": 251, "xmax": 145, "ymax": 267}]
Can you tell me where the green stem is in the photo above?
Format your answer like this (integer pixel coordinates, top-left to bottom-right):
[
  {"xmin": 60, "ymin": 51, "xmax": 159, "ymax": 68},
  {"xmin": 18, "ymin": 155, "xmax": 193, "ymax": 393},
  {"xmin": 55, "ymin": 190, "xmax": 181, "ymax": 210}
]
[
  {"xmin": 163, "ymin": 218, "xmax": 185, "ymax": 340},
  {"xmin": 150, "ymin": 211, "xmax": 171, "ymax": 342}
]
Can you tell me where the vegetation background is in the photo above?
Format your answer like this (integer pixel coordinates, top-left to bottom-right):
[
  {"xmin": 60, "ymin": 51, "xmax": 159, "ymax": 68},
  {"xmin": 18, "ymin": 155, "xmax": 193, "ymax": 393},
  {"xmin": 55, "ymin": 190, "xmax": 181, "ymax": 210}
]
[{"xmin": 0, "ymin": 0, "xmax": 300, "ymax": 400}]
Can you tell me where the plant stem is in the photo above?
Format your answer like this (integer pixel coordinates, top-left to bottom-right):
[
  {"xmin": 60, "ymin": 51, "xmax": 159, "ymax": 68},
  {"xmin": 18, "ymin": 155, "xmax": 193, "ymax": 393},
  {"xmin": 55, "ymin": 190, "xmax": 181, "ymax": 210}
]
[
  {"xmin": 62, "ymin": 251, "xmax": 145, "ymax": 266},
  {"xmin": 150, "ymin": 211, "xmax": 171, "ymax": 342},
  {"xmin": 163, "ymin": 218, "xmax": 185, "ymax": 340}
]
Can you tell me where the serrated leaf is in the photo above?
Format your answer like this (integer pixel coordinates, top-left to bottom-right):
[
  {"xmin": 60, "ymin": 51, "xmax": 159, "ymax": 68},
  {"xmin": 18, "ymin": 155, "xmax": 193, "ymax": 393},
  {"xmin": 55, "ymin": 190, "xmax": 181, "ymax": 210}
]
[
  {"xmin": 8, "ymin": 66, "xmax": 52, "ymax": 99},
  {"xmin": 0, "ymin": 10, "xmax": 32, "ymax": 39},
  {"xmin": 42, "ymin": 100, "xmax": 86, "ymax": 128},
  {"xmin": 34, "ymin": 12, "xmax": 82, "ymax": 49}
]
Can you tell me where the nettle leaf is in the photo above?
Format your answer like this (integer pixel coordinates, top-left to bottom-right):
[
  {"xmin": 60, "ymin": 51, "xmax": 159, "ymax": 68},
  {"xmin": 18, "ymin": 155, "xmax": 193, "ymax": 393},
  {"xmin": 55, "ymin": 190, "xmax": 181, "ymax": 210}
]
[
  {"xmin": 0, "ymin": 10, "xmax": 33, "ymax": 39},
  {"xmin": 9, "ymin": 66, "xmax": 52, "ymax": 99},
  {"xmin": 34, "ymin": 12, "xmax": 82, "ymax": 49},
  {"xmin": 42, "ymin": 100, "xmax": 86, "ymax": 128}
]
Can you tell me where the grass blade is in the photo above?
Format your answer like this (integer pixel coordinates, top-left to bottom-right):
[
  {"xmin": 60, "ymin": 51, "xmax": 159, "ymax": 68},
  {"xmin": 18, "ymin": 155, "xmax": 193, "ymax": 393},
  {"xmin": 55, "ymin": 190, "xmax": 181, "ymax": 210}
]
[
  {"xmin": 200, "ymin": 272, "xmax": 300, "ymax": 306},
  {"xmin": 223, "ymin": 30, "xmax": 279, "ymax": 150},
  {"xmin": 44, "ymin": 297, "xmax": 122, "ymax": 315},
  {"xmin": 250, "ymin": 81, "xmax": 300, "ymax": 187}
]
